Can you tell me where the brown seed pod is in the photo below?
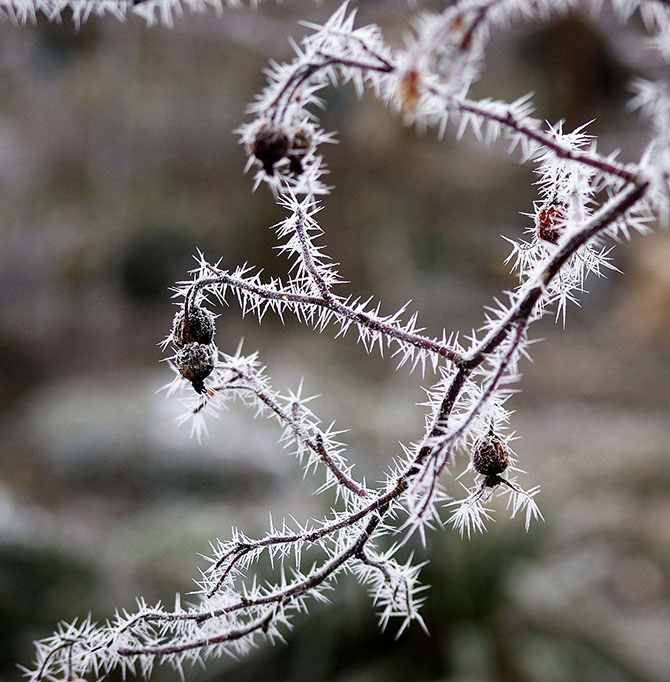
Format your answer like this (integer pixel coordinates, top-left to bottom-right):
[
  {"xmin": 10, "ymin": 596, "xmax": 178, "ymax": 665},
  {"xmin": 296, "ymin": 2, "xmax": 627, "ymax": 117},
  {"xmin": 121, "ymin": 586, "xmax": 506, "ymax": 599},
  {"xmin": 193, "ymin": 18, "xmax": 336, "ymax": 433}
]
[
  {"xmin": 250, "ymin": 123, "xmax": 290, "ymax": 176},
  {"xmin": 291, "ymin": 126, "xmax": 312, "ymax": 152},
  {"xmin": 287, "ymin": 156, "xmax": 303, "ymax": 175},
  {"xmin": 176, "ymin": 342, "xmax": 215, "ymax": 394},
  {"xmin": 286, "ymin": 126, "xmax": 313, "ymax": 176},
  {"xmin": 472, "ymin": 432, "xmax": 509, "ymax": 486},
  {"xmin": 536, "ymin": 203, "xmax": 566, "ymax": 244},
  {"xmin": 172, "ymin": 305, "xmax": 215, "ymax": 347}
]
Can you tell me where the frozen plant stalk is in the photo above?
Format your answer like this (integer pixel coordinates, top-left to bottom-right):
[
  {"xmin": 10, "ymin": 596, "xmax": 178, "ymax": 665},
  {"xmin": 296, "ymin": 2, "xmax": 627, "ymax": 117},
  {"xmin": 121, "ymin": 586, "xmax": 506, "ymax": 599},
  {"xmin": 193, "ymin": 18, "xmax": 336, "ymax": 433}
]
[{"xmin": 18, "ymin": 1, "xmax": 670, "ymax": 680}]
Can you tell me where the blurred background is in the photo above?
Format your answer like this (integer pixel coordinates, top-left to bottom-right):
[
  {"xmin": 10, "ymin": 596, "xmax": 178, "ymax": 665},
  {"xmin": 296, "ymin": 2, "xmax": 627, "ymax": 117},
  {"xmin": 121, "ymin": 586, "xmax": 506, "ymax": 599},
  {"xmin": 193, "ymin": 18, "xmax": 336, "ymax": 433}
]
[{"xmin": 0, "ymin": 2, "xmax": 669, "ymax": 681}]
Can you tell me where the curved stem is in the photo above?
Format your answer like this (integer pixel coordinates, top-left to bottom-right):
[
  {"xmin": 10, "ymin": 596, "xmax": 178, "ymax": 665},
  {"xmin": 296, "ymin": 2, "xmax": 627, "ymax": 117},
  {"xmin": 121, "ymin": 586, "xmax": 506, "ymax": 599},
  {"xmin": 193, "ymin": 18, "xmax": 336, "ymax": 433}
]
[{"xmin": 196, "ymin": 265, "xmax": 465, "ymax": 366}]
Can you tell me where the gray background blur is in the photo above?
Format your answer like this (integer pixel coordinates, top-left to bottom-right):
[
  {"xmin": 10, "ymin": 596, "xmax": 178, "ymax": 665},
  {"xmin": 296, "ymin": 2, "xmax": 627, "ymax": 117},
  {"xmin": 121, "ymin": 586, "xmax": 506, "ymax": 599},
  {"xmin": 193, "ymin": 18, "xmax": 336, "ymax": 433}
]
[{"xmin": 0, "ymin": 2, "xmax": 669, "ymax": 681}]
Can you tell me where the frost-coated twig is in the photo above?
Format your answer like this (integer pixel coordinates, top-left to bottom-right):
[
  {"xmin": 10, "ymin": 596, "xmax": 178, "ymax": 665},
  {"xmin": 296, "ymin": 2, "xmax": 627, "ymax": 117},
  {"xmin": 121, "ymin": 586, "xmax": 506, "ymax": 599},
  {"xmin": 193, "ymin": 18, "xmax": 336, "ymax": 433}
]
[
  {"xmin": 22, "ymin": 1, "xmax": 669, "ymax": 680},
  {"xmin": 441, "ymin": 92, "xmax": 640, "ymax": 184},
  {"xmin": 196, "ymin": 261, "xmax": 465, "ymax": 366},
  {"xmin": 225, "ymin": 367, "xmax": 369, "ymax": 498}
]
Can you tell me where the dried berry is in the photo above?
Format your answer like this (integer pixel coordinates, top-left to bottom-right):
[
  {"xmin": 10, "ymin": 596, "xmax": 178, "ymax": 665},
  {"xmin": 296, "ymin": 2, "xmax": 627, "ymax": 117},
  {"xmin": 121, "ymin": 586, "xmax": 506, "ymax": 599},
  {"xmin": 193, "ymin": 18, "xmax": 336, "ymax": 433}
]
[
  {"xmin": 250, "ymin": 123, "xmax": 290, "ymax": 175},
  {"xmin": 291, "ymin": 126, "xmax": 312, "ymax": 153},
  {"xmin": 176, "ymin": 342, "xmax": 215, "ymax": 394},
  {"xmin": 288, "ymin": 155, "xmax": 304, "ymax": 175},
  {"xmin": 536, "ymin": 203, "xmax": 565, "ymax": 244},
  {"xmin": 472, "ymin": 432, "xmax": 509, "ymax": 486},
  {"xmin": 286, "ymin": 127, "xmax": 313, "ymax": 176},
  {"xmin": 172, "ymin": 305, "xmax": 215, "ymax": 347}
]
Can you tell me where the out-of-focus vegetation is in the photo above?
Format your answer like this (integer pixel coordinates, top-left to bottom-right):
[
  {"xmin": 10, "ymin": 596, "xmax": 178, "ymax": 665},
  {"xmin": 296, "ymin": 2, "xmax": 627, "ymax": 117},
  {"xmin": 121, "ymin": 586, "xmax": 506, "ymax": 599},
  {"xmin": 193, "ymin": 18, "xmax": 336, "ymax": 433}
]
[{"xmin": 0, "ymin": 4, "xmax": 668, "ymax": 681}]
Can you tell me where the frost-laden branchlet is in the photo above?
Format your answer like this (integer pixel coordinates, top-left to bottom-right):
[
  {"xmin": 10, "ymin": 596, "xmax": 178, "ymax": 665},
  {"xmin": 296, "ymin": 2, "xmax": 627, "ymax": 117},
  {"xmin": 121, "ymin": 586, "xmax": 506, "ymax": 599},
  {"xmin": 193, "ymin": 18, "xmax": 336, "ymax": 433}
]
[{"xmin": 23, "ymin": 1, "xmax": 670, "ymax": 681}]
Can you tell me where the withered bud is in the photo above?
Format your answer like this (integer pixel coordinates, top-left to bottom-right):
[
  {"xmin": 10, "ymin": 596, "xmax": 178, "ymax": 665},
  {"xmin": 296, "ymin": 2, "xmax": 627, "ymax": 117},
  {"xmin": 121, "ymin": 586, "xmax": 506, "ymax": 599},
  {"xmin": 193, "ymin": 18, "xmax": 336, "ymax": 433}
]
[
  {"xmin": 472, "ymin": 432, "xmax": 509, "ymax": 486},
  {"xmin": 536, "ymin": 203, "xmax": 566, "ymax": 244},
  {"xmin": 176, "ymin": 342, "xmax": 215, "ymax": 394},
  {"xmin": 172, "ymin": 305, "xmax": 215, "ymax": 347},
  {"xmin": 286, "ymin": 127, "xmax": 313, "ymax": 177},
  {"xmin": 250, "ymin": 123, "xmax": 290, "ymax": 176},
  {"xmin": 290, "ymin": 126, "xmax": 313, "ymax": 152}
]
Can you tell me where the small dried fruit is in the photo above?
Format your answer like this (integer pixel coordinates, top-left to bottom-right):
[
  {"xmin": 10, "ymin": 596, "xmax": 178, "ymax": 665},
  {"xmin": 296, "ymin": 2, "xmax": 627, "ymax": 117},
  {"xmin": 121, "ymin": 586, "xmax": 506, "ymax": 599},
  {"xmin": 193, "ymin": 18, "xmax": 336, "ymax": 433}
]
[
  {"xmin": 291, "ymin": 126, "xmax": 312, "ymax": 152},
  {"xmin": 472, "ymin": 431, "xmax": 509, "ymax": 486},
  {"xmin": 172, "ymin": 305, "xmax": 215, "ymax": 347},
  {"xmin": 176, "ymin": 342, "xmax": 215, "ymax": 394},
  {"xmin": 250, "ymin": 123, "xmax": 290, "ymax": 175},
  {"xmin": 286, "ymin": 127, "xmax": 313, "ymax": 176},
  {"xmin": 536, "ymin": 203, "xmax": 565, "ymax": 244},
  {"xmin": 288, "ymin": 156, "xmax": 304, "ymax": 175}
]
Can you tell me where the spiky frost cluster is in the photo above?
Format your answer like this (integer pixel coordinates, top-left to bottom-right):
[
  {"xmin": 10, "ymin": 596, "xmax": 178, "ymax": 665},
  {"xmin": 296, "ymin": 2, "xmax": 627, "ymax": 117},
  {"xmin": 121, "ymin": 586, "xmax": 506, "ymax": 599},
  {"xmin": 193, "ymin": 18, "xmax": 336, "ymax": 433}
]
[
  {"xmin": 504, "ymin": 123, "xmax": 649, "ymax": 323},
  {"xmin": 0, "ymin": 0, "xmax": 238, "ymax": 27},
  {"xmin": 631, "ymin": 79, "xmax": 670, "ymax": 226},
  {"xmin": 23, "ymin": 1, "xmax": 670, "ymax": 681}
]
